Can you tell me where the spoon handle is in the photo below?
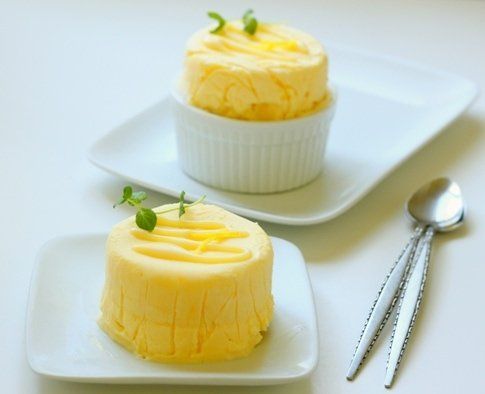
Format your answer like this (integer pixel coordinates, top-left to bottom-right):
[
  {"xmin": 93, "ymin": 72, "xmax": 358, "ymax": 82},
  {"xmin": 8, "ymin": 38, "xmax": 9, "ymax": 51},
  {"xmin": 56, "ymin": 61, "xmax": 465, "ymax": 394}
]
[
  {"xmin": 347, "ymin": 226, "xmax": 424, "ymax": 380},
  {"xmin": 385, "ymin": 226, "xmax": 434, "ymax": 388}
]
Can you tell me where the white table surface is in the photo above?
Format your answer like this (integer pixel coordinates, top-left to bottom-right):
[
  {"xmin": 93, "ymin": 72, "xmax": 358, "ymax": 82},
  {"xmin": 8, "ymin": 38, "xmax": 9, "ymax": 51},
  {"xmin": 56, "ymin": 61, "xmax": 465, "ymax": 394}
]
[{"xmin": 1, "ymin": 0, "xmax": 484, "ymax": 393}]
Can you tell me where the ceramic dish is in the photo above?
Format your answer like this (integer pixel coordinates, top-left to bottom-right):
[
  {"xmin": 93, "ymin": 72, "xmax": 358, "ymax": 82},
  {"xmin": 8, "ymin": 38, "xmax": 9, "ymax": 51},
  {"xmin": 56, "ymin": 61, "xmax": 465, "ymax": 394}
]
[
  {"xmin": 89, "ymin": 44, "xmax": 477, "ymax": 225},
  {"xmin": 26, "ymin": 235, "xmax": 318, "ymax": 385}
]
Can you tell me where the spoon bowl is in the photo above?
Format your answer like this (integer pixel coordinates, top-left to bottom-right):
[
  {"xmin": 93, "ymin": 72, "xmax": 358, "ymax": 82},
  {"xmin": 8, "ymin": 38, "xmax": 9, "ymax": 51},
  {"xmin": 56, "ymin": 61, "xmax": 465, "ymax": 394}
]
[{"xmin": 406, "ymin": 177, "xmax": 465, "ymax": 232}]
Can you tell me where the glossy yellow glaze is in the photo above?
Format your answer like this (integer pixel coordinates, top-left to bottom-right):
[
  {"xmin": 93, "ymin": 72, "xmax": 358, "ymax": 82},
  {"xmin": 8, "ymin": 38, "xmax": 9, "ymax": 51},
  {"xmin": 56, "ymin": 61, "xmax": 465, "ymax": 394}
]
[{"xmin": 130, "ymin": 216, "xmax": 252, "ymax": 263}]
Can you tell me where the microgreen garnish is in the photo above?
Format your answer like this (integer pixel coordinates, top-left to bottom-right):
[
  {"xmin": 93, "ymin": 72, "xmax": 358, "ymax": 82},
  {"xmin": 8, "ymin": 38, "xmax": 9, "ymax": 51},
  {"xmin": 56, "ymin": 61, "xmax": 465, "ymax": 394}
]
[
  {"xmin": 155, "ymin": 194, "xmax": 206, "ymax": 217},
  {"xmin": 178, "ymin": 190, "xmax": 186, "ymax": 218},
  {"xmin": 113, "ymin": 186, "xmax": 156, "ymax": 231},
  {"xmin": 136, "ymin": 208, "xmax": 157, "ymax": 231},
  {"xmin": 114, "ymin": 186, "xmax": 206, "ymax": 231},
  {"xmin": 208, "ymin": 11, "xmax": 226, "ymax": 33},
  {"xmin": 113, "ymin": 186, "xmax": 149, "ymax": 208},
  {"xmin": 242, "ymin": 9, "xmax": 258, "ymax": 35}
]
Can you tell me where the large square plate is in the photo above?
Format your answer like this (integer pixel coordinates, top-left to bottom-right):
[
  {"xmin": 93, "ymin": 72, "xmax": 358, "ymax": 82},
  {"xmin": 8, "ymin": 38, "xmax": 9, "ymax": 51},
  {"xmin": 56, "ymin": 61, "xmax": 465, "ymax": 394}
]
[
  {"xmin": 89, "ymin": 44, "xmax": 477, "ymax": 225},
  {"xmin": 26, "ymin": 235, "xmax": 318, "ymax": 385}
]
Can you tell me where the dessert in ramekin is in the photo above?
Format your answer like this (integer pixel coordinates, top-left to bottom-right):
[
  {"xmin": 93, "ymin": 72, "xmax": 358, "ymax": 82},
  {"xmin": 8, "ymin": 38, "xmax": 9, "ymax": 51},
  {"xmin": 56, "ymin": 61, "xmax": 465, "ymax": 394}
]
[{"xmin": 172, "ymin": 17, "xmax": 336, "ymax": 193}]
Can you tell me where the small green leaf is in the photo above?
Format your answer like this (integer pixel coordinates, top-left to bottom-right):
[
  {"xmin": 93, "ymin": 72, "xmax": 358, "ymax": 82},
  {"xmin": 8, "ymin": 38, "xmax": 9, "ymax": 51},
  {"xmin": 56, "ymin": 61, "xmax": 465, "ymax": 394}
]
[
  {"xmin": 136, "ymin": 208, "xmax": 157, "ymax": 231},
  {"xmin": 208, "ymin": 11, "xmax": 226, "ymax": 33},
  {"xmin": 178, "ymin": 190, "xmax": 186, "ymax": 218},
  {"xmin": 131, "ymin": 191, "xmax": 147, "ymax": 204},
  {"xmin": 123, "ymin": 186, "xmax": 133, "ymax": 199},
  {"xmin": 242, "ymin": 9, "xmax": 258, "ymax": 35},
  {"xmin": 244, "ymin": 18, "xmax": 257, "ymax": 35},
  {"xmin": 113, "ymin": 185, "xmax": 133, "ymax": 208}
]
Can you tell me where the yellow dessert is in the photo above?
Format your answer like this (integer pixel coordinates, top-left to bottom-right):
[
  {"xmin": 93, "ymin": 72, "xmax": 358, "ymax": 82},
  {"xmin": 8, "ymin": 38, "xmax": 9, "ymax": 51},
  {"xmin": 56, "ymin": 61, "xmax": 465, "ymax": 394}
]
[
  {"xmin": 182, "ymin": 20, "xmax": 330, "ymax": 120},
  {"xmin": 99, "ymin": 203, "xmax": 274, "ymax": 362}
]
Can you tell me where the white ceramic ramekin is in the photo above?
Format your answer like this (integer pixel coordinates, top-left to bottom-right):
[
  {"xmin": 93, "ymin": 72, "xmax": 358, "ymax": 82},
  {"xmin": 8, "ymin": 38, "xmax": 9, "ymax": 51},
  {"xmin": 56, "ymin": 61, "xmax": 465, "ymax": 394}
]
[{"xmin": 171, "ymin": 86, "xmax": 337, "ymax": 194}]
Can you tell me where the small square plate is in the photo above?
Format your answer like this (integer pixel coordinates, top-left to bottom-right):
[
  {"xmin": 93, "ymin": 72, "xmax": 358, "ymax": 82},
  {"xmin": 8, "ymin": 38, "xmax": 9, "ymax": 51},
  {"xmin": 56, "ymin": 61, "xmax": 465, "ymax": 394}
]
[
  {"xmin": 26, "ymin": 234, "xmax": 318, "ymax": 385},
  {"xmin": 88, "ymin": 44, "xmax": 477, "ymax": 225}
]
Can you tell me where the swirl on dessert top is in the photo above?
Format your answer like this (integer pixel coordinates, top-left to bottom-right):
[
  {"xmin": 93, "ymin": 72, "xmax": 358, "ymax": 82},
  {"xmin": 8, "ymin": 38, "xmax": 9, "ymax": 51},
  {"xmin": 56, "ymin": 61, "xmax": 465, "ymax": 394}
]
[
  {"xmin": 186, "ymin": 21, "xmax": 326, "ymax": 68},
  {"xmin": 131, "ymin": 216, "xmax": 251, "ymax": 263},
  {"xmin": 114, "ymin": 204, "xmax": 272, "ymax": 265}
]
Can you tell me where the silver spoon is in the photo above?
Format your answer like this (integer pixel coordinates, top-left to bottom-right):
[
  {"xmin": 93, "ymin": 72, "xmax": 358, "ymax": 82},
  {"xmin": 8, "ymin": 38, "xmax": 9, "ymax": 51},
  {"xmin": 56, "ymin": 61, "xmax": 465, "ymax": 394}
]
[{"xmin": 347, "ymin": 177, "xmax": 465, "ymax": 388}]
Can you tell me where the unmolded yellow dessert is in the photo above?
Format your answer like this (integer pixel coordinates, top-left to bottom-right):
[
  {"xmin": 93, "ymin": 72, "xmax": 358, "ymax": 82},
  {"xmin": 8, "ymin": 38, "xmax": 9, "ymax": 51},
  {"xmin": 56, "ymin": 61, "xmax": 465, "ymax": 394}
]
[
  {"xmin": 99, "ymin": 203, "xmax": 274, "ymax": 362},
  {"xmin": 182, "ymin": 20, "xmax": 330, "ymax": 120}
]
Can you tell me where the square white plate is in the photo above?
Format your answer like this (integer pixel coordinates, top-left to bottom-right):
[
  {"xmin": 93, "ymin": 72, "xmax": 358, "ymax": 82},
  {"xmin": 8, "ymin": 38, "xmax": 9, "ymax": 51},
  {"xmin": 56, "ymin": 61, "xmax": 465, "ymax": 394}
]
[
  {"xmin": 26, "ymin": 235, "xmax": 318, "ymax": 385},
  {"xmin": 88, "ymin": 44, "xmax": 477, "ymax": 225}
]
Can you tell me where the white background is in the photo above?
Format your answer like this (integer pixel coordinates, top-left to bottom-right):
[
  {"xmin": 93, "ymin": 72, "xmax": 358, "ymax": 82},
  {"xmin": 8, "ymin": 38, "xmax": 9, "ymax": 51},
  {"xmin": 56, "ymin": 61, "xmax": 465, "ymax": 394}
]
[{"xmin": 1, "ymin": 0, "xmax": 485, "ymax": 393}]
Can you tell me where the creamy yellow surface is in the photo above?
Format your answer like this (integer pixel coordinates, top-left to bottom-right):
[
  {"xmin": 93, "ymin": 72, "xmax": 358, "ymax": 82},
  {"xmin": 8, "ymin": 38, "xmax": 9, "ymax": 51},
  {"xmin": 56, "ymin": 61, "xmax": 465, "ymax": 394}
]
[
  {"xmin": 99, "ymin": 204, "xmax": 274, "ymax": 363},
  {"xmin": 182, "ymin": 21, "xmax": 330, "ymax": 120}
]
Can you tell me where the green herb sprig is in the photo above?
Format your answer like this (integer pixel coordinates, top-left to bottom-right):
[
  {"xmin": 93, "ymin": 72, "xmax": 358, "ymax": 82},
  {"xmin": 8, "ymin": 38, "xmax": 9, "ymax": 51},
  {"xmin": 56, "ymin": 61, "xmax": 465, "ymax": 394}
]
[
  {"xmin": 178, "ymin": 190, "xmax": 186, "ymax": 217},
  {"xmin": 208, "ymin": 11, "xmax": 226, "ymax": 33},
  {"xmin": 113, "ymin": 186, "xmax": 206, "ymax": 231},
  {"xmin": 242, "ymin": 9, "xmax": 258, "ymax": 35},
  {"xmin": 207, "ymin": 9, "xmax": 259, "ymax": 35}
]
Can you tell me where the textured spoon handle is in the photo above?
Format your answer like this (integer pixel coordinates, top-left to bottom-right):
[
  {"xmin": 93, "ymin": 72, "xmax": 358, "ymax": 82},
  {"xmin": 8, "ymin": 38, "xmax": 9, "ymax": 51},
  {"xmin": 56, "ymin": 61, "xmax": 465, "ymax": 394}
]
[
  {"xmin": 385, "ymin": 226, "xmax": 434, "ymax": 388},
  {"xmin": 347, "ymin": 226, "xmax": 423, "ymax": 380}
]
